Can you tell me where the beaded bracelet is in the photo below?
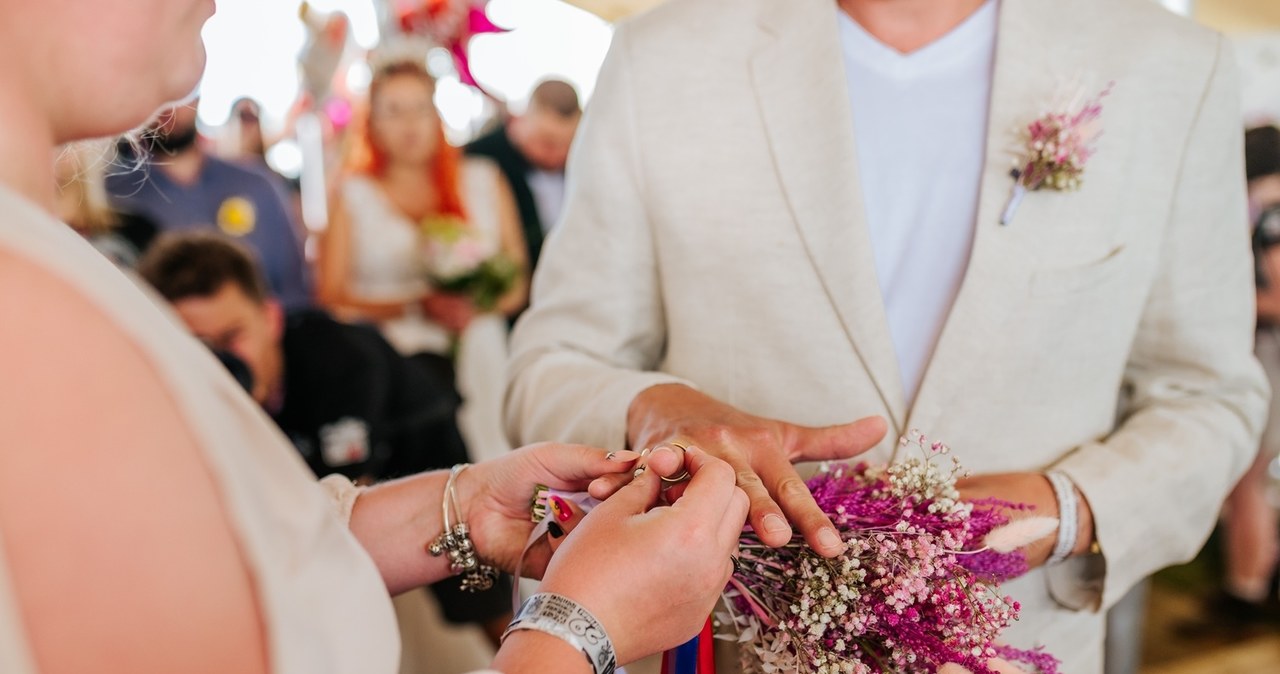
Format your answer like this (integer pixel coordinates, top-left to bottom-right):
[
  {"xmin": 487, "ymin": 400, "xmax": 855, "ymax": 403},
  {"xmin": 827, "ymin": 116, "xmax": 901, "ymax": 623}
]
[{"xmin": 427, "ymin": 464, "xmax": 499, "ymax": 592}]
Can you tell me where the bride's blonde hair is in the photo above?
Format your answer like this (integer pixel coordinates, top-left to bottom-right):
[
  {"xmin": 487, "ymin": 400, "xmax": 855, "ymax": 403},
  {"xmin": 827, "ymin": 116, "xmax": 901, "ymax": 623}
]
[{"xmin": 55, "ymin": 140, "xmax": 119, "ymax": 234}]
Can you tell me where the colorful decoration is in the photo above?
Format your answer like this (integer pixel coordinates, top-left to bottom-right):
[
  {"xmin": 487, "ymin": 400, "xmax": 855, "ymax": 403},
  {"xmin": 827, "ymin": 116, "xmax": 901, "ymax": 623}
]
[
  {"xmin": 298, "ymin": 1, "xmax": 352, "ymax": 100},
  {"xmin": 391, "ymin": 0, "xmax": 508, "ymax": 88}
]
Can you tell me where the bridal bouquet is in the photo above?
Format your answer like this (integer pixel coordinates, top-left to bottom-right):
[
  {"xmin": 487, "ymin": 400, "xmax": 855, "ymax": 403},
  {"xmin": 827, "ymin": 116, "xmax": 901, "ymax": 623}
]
[
  {"xmin": 420, "ymin": 214, "xmax": 518, "ymax": 311},
  {"xmin": 721, "ymin": 432, "xmax": 1061, "ymax": 674}
]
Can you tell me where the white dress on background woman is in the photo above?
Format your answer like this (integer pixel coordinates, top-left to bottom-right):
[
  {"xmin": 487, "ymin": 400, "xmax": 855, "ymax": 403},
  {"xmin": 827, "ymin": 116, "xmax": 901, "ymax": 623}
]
[{"xmin": 339, "ymin": 158, "xmax": 514, "ymax": 461}]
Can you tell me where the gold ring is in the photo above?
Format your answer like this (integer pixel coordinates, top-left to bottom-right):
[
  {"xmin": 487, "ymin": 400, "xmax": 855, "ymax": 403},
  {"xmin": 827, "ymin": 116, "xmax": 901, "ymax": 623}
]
[{"xmin": 659, "ymin": 440, "xmax": 692, "ymax": 484}]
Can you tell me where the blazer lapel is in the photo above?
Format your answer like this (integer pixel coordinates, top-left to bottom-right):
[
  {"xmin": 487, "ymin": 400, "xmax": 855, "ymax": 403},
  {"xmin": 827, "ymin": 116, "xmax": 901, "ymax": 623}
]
[
  {"xmin": 906, "ymin": 0, "xmax": 1057, "ymax": 435},
  {"xmin": 750, "ymin": 0, "xmax": 907, "ymax": 431}
]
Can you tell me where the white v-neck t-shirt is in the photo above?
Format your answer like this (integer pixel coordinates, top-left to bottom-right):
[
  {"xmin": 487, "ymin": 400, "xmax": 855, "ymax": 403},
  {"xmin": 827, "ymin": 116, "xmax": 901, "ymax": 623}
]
[{"xmin": 838, "ymin": 1, "xmax": 998, "ymax": 403}]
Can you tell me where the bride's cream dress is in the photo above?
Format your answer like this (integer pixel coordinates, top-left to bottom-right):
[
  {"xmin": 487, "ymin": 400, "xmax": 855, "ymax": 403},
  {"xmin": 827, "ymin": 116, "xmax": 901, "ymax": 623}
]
[{"xmin": 0, "ymin": 184, "xmax": 401, "ymax": 672}]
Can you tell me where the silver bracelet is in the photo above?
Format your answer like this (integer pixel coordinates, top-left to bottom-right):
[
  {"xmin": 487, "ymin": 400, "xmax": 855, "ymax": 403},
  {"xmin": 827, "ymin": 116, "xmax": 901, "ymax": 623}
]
[
  {"xmin": 503, "ymin": 593, "xmax": 617, "ymax": 674},
  {"xmin": 1045, "ymin": 471, "xmax": 1078, "ymax": 565},
  {"xmin": 427, "ymin": 464, "xmax": 499, "ymax": 592}
]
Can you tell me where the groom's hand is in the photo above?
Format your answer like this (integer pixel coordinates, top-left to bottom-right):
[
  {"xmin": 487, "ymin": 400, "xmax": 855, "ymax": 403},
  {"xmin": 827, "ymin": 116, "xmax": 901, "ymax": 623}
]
[{"xmin": 611, "ymin": 383, "xmax": 886, "ymax": 557}]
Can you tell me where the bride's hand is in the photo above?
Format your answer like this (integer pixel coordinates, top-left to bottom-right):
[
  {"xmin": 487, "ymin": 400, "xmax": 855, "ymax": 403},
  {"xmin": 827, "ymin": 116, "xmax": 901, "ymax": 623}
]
[
  {"xmin": 536, "ymin": 447, "xmax": 749, "ymax": 664},
  {"xmin": 456, "ymin": 443, "xmax": 640, "ymax": 577}
]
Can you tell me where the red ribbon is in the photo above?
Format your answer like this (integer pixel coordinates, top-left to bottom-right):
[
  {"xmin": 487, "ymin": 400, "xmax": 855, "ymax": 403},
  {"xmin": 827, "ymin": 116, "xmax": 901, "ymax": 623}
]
[{"xmin": 660, "ymin": 617, "xmax": 715, "ymax": 674}]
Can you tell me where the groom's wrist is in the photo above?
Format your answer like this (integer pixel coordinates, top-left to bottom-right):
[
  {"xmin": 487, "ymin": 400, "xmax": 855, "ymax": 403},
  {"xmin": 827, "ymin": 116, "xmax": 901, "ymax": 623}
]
[{"xmin": 1045, "ymin": 471, "xmax": 1098, "ymax": 562}]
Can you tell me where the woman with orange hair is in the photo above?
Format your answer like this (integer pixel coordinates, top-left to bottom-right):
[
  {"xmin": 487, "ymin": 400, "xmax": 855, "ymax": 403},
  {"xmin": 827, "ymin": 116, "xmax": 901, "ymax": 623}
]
[
  {"xmin": 319, "ymin": 59, "xmax": 528, "ymax": 350},
  {"xmin": 316, "ymin": 57, "xmax": 529, "ymax": 652},
  {"xmin": 319, "ymin": 58, "xmax": 528, "ymax": 450}
]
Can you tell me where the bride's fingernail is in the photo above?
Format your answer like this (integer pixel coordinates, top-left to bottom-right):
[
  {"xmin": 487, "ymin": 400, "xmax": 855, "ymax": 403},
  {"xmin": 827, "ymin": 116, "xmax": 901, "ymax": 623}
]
[
  {"xmin": 763, "ymin": 514, "xmax": 789, "ymax": 535},
  {"xmin": 607, "ymin": 450, "xmax": 640, "ymax": 462},
  {"xmin": 633, "ymin": 464, "xmax": 648, "ymax": 478},
  {"xmin": 550, "ymin": 496, "xmax": 573, "ymax": 523},
  {"xmin": 547, "ymin": 521, "xmax": 565, "ymax": 539}
]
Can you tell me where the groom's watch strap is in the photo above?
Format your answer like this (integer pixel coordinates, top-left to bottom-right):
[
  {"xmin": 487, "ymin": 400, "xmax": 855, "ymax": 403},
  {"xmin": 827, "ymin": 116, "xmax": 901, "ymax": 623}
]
[{"xmin": 503, "ymin": 593, "xmax": 617, "ymax": 674}]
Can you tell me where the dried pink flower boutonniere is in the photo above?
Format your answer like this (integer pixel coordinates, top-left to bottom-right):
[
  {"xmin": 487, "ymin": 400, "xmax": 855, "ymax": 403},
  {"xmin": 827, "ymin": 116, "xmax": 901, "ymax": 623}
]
[{"xmin": 1000, "ymin": 83, "xmax": 1114, "ymax": 225}]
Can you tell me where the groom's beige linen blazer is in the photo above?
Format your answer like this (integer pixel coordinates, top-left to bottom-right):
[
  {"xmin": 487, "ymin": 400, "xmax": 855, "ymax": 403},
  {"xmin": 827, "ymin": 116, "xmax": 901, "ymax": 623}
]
[{"xmin": 506, "ymin": 0, "xmax": 1269, "ymax": 669}]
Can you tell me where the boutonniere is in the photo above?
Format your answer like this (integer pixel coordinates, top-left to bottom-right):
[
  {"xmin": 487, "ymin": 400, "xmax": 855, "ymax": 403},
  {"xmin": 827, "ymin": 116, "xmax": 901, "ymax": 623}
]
[{"xmin": 1000, "ymin": 82, "xmax": 1114, "ymax": 225}]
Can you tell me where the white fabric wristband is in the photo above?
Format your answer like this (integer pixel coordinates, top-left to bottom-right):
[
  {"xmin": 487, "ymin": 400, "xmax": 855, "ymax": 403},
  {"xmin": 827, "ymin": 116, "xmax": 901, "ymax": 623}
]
[
  {"xmin": 1045, "ymin": 471, "xmax": 1078, "ymax": 565},
  {"xmin": 503, "ymin": 593, "xmax": 617, "ymax": 674}
]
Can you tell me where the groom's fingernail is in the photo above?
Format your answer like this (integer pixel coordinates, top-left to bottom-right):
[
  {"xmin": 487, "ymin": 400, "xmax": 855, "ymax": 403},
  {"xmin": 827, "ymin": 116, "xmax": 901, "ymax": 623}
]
[
  {"xmin": 763, "ymin": 514, "xmax": 789, "ymax": 535},
  {"xmin": 818, "ymin": 528, "xmax": 844, "ymax": 551},
  {"xmin": 547, "ymin": 521, "xmax": 565, "ymax": 539},
  {"xmin": 651, "ymin": 446, "xmax": 679, "ymax": 464}
]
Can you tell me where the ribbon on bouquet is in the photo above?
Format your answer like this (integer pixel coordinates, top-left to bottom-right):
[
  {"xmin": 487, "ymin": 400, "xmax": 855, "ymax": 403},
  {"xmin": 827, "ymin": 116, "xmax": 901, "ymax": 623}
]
[{"xmin": 659, "ymin": 618, "xmax": 715, "ymax": 674}]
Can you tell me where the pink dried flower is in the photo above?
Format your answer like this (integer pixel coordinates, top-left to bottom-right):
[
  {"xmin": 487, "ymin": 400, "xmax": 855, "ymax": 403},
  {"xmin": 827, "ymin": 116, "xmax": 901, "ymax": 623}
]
[
  {"xmin": 982, "ymin": 517, "xmax": 1058, "ymax": 554},
  {"xmin": 725, "ymin": 434, "xmax": 1060, "ymax": 674},
  {"xmin": 1000, "ymin": 82, "xmax": 1114, "ymax": 225}
]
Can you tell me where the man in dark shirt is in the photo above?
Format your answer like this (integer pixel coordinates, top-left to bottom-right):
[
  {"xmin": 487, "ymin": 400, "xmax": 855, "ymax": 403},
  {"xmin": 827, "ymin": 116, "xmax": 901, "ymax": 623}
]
[
  {"xmin": 466, "ymin": 80, "xmax": 581, "ymax": 280},
  {"xmin": 137, "ymin": 231, "xmax": 511, "ymax": 638}
]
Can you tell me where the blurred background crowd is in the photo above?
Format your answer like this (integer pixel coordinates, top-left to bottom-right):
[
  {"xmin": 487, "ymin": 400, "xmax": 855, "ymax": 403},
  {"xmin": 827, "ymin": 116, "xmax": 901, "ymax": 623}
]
[{"xmin": 54, "ymin": 1, "xmax": 1280, "ymax": 673}]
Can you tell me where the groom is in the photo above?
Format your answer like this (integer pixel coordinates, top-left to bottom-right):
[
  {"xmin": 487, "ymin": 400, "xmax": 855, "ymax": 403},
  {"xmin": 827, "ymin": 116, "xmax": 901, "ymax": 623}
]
[{"xmin": 506, "ymin": 0, "xmax": 1268, "ymax": 670}]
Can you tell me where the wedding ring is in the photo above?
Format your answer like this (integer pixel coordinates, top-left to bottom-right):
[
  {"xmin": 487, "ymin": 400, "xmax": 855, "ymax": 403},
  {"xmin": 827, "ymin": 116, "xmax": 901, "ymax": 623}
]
[{"xmin": 659, "ymin": 440, "xmax": 692, "ymax": 484}]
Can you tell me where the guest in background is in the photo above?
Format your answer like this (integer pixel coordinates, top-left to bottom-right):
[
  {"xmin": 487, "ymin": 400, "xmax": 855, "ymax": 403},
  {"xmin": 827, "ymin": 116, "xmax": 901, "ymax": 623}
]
[
  {"xmin": 138, "ymin": 232, "xmax": 465, "ymax": 482},
  {"xmin": 54, "ymin": 142, "xmax": 157, "ymax": 267},
  {"xmin": 1206, "ymin": 124, "xmax": 1280, "ymax": 627},
  {"xmin": 319, "ymin": 57, "xmax": 527, "ymax": 464},
  {"xmin": 228, "ymin": 98, "xmax": 270, "ymax": 166},
  {"xmin": 138, "ymin": 231, "xmax": 515, "ymax": 650},
  {"xmin": 466, "ymin": 79, "xmax": 581, "ymax": 292},
  {"xmin": 107, "ymin": 101, "xmax": 313, "ymax": 309}
]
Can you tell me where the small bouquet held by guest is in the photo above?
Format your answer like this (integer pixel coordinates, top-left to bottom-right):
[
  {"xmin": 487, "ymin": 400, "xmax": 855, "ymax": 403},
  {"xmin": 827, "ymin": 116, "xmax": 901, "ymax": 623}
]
[
  {"xmin": 420, "ymin": 214, "xmax": 518, "ymax": 312},
  {"xmin": 721, "ymin": 432, "xmax": 1062, "ymax": 674}
]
